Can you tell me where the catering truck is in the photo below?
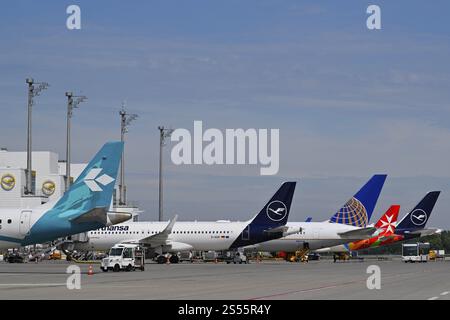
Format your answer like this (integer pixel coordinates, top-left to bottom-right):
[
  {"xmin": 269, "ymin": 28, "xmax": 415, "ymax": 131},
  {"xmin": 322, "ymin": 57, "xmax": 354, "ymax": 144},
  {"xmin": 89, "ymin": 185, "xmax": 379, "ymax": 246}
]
[{"xmin": 101, "ymin": 244, "xmax": 145, "ymax": 272}]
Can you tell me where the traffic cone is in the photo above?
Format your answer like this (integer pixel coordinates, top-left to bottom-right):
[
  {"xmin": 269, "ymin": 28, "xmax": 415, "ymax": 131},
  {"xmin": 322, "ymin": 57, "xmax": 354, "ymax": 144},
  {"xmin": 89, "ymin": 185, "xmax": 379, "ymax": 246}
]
[
  {"xmin": 215, "ymin": 258, "xmax": 218, "ymax": 264},
  {"xmin": 88, "ymin": 265, "xmax": 94, "ymax": 276},
  {"xmin": 166, "ymin": 256, "xmax": 170, "ymax": 265}
]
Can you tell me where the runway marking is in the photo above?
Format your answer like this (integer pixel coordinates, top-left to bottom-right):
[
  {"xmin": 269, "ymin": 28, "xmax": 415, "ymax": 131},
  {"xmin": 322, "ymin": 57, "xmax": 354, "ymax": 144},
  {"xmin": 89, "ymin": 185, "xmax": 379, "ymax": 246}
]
[
  {"xmin": 0, "ymin": 283, "xmax": 66, "ymax": 287},
  {"xmin": 249, "ymin": 267, "xmax": 447, "ymax": 300},
  {"xmin": 249, "ymin": 280, "xmax": 362, "ymax": 300},
  {"xmin": 441, "ymin": 291, "xmax": 449, "ymax": 296}
]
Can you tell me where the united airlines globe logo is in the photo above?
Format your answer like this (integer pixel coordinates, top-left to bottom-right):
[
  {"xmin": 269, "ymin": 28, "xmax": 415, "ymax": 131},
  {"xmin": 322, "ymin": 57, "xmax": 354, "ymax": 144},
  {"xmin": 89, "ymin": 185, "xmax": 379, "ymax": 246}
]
[
  {"xmin": 1, "ymin": 174, "xmax": 15, "ymax": 191},
  {"xmin": 42, "ymin": 180, "xmax": 56, "ymax": 196},
  {"xmin": 410, "ymin": 209, "xmax": 427, "ymax": 226},
  {"xmin": 330, "ymin": 198, "xmax": 368, "ymax": 227},
  {"xmin": 266, "ymin": 200, "xmax": 288, "ymax": 222}
]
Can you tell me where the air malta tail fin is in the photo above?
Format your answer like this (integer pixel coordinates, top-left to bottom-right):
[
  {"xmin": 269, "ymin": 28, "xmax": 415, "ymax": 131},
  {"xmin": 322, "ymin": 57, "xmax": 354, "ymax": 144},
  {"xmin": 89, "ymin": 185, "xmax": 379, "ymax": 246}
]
[
  {"xmin": 27, "ymin": 142, "xmax": 124, "ymax": 243},
  {"xmin": 328, "ymin": 174, "xmax": 387, "ymax": 227},
  {"xmin": 396, "ymin": 191, "xmax": 440, "ymax": 233},
  {"xmin": 374, "ymin": 205, "xmax": 400, "ymax": 236}
]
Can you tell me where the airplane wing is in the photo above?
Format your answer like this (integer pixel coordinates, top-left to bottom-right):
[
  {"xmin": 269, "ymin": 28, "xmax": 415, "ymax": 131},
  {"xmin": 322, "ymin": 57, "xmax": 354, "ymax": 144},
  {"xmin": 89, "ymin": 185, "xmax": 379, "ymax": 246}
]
[
  {"xmin": 120, "ymin": 215, "xmax": 178, "ymax": 246},
  {"xmin": 338, "ymin": 227, "xmax": 377, "ymax": 239}
]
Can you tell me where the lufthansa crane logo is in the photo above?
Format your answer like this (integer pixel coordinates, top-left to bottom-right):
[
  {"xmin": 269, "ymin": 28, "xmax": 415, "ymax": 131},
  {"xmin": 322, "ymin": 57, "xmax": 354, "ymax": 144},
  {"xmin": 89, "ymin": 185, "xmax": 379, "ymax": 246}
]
[
  {"xmin": 266, "ymin": 200, "xmax": 288, "ymax": 222},
  {"xmin": 42, "ymin": 180, "xmax": 56, "ymax": 196},
  {"xmin": 83, "ymin": 168, "xmax": 115, "ymax": 192},
  {"xmin": 410, "ymin": 209, "xmax": 428, "ymax": 226},
  {"xmin": 1, "ymin": 174, "xmax": 15, "ymax": 191}
]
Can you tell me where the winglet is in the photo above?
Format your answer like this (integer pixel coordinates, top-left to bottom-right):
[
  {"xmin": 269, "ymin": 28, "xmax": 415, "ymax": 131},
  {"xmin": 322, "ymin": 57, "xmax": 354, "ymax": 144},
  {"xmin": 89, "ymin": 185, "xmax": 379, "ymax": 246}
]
[{"xmin": 164, "ymin": 214, "xmax": 178, "ymax": 234}]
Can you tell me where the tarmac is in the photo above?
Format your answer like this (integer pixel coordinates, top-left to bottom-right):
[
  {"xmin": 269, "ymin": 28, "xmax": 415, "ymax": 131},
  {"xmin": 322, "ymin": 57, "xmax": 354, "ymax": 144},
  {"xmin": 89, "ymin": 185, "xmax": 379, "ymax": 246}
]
[{"xmin": 0, "ymin": 259, "xmax": 449, "ymax": 300}]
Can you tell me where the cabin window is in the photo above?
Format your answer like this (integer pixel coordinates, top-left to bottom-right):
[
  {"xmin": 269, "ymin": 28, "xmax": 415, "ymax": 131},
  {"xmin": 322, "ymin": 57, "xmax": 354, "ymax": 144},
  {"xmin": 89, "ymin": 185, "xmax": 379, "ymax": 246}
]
[{"xmin": 7, "ymin": 219, "xmax": 12, "ymax": 224}]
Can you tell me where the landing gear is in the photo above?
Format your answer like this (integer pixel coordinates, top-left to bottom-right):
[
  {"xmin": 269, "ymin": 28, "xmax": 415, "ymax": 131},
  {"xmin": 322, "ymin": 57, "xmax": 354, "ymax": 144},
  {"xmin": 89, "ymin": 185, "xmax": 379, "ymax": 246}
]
[
  {"xmin": 169, "ymin": 255, "xmax": 179, "ymax": 264},
  {"xmin": 157, "ymin": 255, "xmax": 168, "ymax": 264}
]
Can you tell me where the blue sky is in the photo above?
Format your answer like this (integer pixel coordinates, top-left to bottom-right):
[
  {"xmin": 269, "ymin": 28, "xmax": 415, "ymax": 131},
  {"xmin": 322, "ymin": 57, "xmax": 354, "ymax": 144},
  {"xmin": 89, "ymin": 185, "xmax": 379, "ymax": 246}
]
[{"xmin": 1, "ymin": 1, "xmax": 450, "ymax": 228}]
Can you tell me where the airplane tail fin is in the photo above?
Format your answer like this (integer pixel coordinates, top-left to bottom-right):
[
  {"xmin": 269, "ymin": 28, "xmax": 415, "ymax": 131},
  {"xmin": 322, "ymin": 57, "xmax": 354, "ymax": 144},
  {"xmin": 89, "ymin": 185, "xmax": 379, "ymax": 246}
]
[
  {"xmin": 329, "ymin": 174, "xmax": 387, "ymax": 227},
  {"xmin": 248, "ymin": 182, "xmax": 296, "ymax": 228},
  {"xmin": 374, "ymin": 205, "xmax": 400, "ymax": 236},
  {"xmin": 50, "ymin": 141, "xmax": 124, "ymax": 224},
  {"xmin": 396, "ymin": 191, "xmax": 440, "ymax": 232},
  {"xmin": 229, "ymin": 182, "xmax": 296, "ymax": 249}
]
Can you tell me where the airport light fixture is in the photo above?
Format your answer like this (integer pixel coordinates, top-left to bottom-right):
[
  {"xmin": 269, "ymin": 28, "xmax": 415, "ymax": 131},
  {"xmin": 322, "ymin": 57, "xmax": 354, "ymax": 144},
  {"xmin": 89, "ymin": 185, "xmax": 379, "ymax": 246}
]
[
  {"xmin": 65, "ymin": 92, "xmax": 87, "ymax": 192},
  {"xmin": 158, "ymin": 126, "xmax": 174, "ymax": 221},
  {"xmin": 25, "ymin": 78, "xmax": 49, "ymax": 195},
  {"xmin": 119, "ymin": 103, "xmax": 138, "ymax": 205}
]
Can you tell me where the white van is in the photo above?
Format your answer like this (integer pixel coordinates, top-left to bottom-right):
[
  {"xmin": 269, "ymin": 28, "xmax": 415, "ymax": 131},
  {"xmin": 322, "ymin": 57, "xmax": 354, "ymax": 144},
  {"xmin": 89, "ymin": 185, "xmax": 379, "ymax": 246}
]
[{"xmin": 101, "ymin": 244, "xmax": 145, "ymax": 272}]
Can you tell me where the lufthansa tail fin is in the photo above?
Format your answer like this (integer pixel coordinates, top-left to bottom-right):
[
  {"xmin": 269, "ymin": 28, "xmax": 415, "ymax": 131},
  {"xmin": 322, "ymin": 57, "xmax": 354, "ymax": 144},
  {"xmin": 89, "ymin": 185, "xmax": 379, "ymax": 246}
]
[
  {"xmin": 396, "ymin": 191, "xmax": 440, "ymax": 232},
  {"xmin": 329, "ymin": 174, "xmax": 387, "ymax": 227},
  {"xmin": 248, "ymin": 182, "xmax": 296, "ymax": 228},
  {"xmin": 374, "ymin": 205, "xmax": 400, "ymax": 236},
  {"xmin": 229, "ymin": 182, "xmax": 296, "ymax": 249}
]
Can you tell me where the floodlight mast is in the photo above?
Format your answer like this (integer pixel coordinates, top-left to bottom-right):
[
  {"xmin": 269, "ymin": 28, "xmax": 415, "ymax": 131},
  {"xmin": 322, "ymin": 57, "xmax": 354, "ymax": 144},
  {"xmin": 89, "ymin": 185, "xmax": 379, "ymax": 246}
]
[
  {"xmin": 65, "ymin": 92, "xmax": 87, "ymax": 192},
  {"xmin": 25, "ymin": 78, "xmax": 49, "ymax": 195},
  {"xmin": 119, "ymin": 103, "xmax": 138, "ymax": 205},
  {"xmin": 158, "ymin": 126, "xmax": 174, "ymax": 221}
]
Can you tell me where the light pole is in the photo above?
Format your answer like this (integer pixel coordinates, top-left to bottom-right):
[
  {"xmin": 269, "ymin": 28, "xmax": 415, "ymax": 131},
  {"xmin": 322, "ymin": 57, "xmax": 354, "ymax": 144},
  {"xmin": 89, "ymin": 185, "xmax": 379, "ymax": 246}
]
[
  {"xmin": 158, "ymin": 126, "xmax": 174, "ymax": 221},
  {"xmin": 65, "ymin": 92, "xmax": 87, "ymax": 192},
  {"xmin": 119, "ymin": 103, "xmax": 138, "ymax": 205},
  {"xmin": 25, "ymin": 78, "xmax": 49, "ymax": 195}
]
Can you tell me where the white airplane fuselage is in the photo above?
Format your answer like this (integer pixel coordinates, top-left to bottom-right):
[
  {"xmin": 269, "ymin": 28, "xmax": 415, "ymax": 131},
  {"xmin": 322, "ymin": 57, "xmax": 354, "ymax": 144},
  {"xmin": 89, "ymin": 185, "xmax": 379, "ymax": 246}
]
[
  {"xmin": 73, "ymin": 220, "xmax": 368, "ymax": 253},
  {"xmin": 74, "ymin": 221, "xmax": 250, "ymax": 252},
  {"xmin": 0, "ymin": 204, "xmax": 54, "ymax": 250},
  {"xmin": 244, "ymin": 222, "xmax": 369, "ymax": 252}
]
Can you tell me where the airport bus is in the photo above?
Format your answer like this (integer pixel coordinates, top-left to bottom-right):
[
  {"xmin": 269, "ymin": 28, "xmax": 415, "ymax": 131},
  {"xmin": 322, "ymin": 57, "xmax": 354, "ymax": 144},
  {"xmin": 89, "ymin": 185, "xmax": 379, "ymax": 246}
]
[{"xmin": 402, "ymin": 242, "xmax": 430, "ymax": 263}]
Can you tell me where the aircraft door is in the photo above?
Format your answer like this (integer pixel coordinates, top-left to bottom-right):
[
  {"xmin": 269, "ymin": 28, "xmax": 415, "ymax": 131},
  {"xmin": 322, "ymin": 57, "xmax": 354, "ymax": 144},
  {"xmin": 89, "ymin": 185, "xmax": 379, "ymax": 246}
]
[{"xmin": 19, "ymin": 210, "xmax": 32, "ymax": 236}]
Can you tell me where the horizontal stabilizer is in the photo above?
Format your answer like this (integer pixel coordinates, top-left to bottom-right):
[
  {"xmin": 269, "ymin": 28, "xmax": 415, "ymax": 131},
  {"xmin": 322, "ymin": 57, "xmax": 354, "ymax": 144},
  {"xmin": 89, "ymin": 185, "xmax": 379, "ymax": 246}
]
[
  {"xmin": 264, "ymin": 226, "xmax": 289, "ymax": 233},
  {"xmin": 70, "ymin": 208, "xmax": 108, "ymax": 225},
  {"xmin": 338, "ymin": 227, "xmax": 377, "ymax": 239},
  {"xmin": 378, "ymin": 235, "xmax": 395, "ymax": 242},
  {"xmin": 404, "ymin": 228, "xmax": 441, "ymax": 237}
]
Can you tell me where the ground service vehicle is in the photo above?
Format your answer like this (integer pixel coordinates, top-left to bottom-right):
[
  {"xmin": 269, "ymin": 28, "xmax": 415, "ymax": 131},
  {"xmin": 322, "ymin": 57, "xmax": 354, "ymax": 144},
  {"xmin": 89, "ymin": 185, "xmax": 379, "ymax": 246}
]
[
  {"xmin": 101, "ymin": 244, "xmax": 145, "ymax": 272},
  {"xmin": 225, "ymin": 251, "xmax": 248, "ymax": 264},
  {"xmin": 402, "ymin": 243, "xmax": 430, "ymax": 263}
]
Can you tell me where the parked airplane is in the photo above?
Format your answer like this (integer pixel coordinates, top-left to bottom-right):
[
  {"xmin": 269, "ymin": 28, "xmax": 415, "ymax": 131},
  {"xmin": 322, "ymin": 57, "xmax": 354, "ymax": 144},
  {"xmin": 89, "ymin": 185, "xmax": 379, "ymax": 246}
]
[
  {"xmin": 0, "ymin": 141, "xmax": 130, "ymax": 249},
  {"xmin": 244, "ymin": 174, "xmax": 387, "ymax": 253},
  {"xmin": 316, "ymin": 204, "xmax": 400, "ymax": 253},
  {"xmin": 70, "ymin": 182, "xmax": 297, "ymax": 262},
  {"xmin": 316, "ymin": 191, "xmax": 441, "ymax": 253},
  {"xmin": 393, "ymin": 191, "xmax": 441, "ymax": 237}
]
